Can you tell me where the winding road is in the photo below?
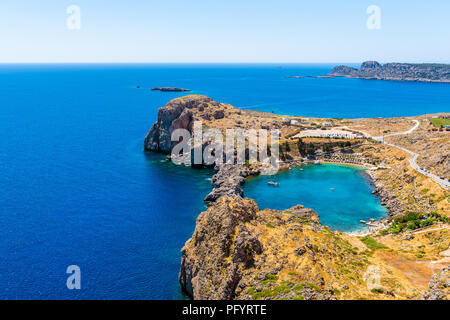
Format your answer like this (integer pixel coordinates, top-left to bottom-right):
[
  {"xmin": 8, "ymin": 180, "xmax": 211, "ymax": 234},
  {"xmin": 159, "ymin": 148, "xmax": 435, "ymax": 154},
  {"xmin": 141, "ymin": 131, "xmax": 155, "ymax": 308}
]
[{"xmin": 373, "ymin": 120, "xmax": 450, "ymax": 191}]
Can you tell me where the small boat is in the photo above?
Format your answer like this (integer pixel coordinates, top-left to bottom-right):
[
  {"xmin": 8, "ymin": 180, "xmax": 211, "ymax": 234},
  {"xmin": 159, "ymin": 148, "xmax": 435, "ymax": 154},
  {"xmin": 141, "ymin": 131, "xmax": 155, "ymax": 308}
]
[
  {"xmin": 359, "ymin": 220, "xmax": 367, "ymax": 224},
  {"xmin": 267, "ymin": 181, "xmax": 279, "ymax": 187},
  {"xmin": 330, "ymin": 188, "xmax": 335, "ymax": 191}
]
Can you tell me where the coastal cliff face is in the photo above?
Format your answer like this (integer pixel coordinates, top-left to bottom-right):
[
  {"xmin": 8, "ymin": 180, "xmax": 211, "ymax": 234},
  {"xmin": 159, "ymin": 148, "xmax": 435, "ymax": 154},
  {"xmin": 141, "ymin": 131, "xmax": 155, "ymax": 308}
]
[
  {"xmin": 144, "ymin": 95, "xmax": 214, "ymax": 152},
  {"xmin": 143, "ymin": 94, "xmax": 261, "ymax": 153},
  {"xmin": 329, "ymin": 61, "xmax": 450, "ymax": 83},
  {"xmin": 144, "ymin": 95, "xmax": 301, "ymax": 154},
  {"xmin": 178, "ymin": 196, "xmax": 422, "ymax": 300},
  {"xmin": 179, "ymin": 196, "xmax": 333, "ymax": 300}
]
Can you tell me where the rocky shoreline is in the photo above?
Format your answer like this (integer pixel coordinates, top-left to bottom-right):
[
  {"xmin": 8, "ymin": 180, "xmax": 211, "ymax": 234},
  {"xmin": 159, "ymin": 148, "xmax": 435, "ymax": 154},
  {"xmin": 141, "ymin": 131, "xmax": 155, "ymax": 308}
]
[
  {"xmin": 205, "ymin": 161, "xmax": 396, "ymax": 236},
  {"xmin": 144, "ymin": 95, "xmax": 449, "ymax": 300},
  {"xmin": 204, "ymin": 164, "xmax": 258, "ymax": 202},
  {"xmin": 366, "ymin": 170, "xmax": 404, "ymax": 218},
  {"xmin": 204, "ymin": 162, "xmax": 297, "ymax": 203},
  {"xmin": 142, "ymin": 93, "xmax": 405, "ymax": 235}
]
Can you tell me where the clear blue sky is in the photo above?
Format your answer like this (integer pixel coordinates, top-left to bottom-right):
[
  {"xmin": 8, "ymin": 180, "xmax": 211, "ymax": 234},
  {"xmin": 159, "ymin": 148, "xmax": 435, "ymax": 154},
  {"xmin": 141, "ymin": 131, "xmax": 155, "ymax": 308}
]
[{"xmin": 0, "ymin": 0, "xmax": 449, "ymax": 63}]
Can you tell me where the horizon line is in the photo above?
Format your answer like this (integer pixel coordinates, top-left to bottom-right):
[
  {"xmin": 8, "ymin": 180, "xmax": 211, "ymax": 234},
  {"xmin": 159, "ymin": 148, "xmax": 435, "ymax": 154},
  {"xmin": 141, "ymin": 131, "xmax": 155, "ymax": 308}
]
[{"xmin": 0, "ymin": 61, "xmax": 448, "ymax": 65}]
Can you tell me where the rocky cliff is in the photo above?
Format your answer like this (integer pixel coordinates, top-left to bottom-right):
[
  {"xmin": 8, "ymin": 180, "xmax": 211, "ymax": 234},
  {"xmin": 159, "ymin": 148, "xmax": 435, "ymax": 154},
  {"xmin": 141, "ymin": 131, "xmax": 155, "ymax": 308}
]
[
  {"xmin": 144, "ymin": 95, "xmax": 217, "ymax": 153},
  {"xmin": 144, "ymin": 95, "xmax": 300, "ymax": 155},
  {"xmin": 329, "ymin": 61, "xmax": 450, "ymax": 83},
  {"xmin": 179, "ymin": 196, "xmax": 333, "ymax": 300},
  {"xmin": 178, "ymin": 196, "xmax": 424, "ymax": 300}
]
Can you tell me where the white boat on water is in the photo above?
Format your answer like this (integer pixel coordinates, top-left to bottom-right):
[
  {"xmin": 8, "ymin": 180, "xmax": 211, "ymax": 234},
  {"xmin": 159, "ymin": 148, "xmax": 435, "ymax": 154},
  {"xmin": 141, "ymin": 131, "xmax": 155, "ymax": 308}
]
[{"xmin": 267, "ymin": 181, "xmax": 279, "ymax": 186}]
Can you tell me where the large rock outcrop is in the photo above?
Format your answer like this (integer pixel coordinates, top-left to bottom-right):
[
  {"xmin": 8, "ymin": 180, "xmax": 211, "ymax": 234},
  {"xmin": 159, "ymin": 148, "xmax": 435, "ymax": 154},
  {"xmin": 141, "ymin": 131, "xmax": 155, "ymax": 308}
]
[
  {"xmin": 143, "ymin": 94, "xmax": 296, "ymax": 155},
  {"xmin": 423, "ymin": 265, "xmax": 449, "ymax": 300},
  {"xmin": 329, "ymin": 61, "xmax": 450, "ymax": 83},
  {"xmin": 178, "ymin": 196, "xmax": 408, "ymax": 300},
  {"xmin": 144, "ymin": 95, "xmax": 217, "ymax": 153}
]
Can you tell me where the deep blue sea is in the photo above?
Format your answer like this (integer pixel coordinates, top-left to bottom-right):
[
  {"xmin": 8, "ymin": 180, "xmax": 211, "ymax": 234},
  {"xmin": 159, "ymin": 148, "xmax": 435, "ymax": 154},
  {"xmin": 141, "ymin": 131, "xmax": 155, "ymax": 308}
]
[{"xmin": 0, "ymin": 64, "xmax": 448, "ymax": 299}]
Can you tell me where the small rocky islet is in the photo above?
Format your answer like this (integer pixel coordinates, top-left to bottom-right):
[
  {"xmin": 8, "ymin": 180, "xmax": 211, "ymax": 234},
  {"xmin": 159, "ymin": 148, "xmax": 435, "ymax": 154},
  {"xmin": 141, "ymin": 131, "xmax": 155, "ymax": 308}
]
[
  {"xmin": 135, "ymin": 86, "xmax": 191, "ymax": 91},
  {"xmin": 151, "ymin": 87, "xmax": 191, "ymax": 92},
  {"xmin": 144, "ymin": 95, "xmax": 449, "ymax": 300}
]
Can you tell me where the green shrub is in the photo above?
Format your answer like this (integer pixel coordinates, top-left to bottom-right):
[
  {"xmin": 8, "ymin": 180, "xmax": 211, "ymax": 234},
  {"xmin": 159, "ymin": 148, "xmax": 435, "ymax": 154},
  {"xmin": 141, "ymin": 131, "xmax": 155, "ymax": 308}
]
[
  {"xmin": 306, "ymin": 283, "xmax": 320, "ymax": 291},
  {"xmin": 407, "ymin": 220, "xmax": 420, "ymax": 230},
  {"xmin": 360, "ymin": 236, "xmax": 388, "ymax": 251},
  {"xmin": 389, "ymin": 223, "xmax": 403, "ymax": 234},
  {"xmin": 272, "ymin": 284, "xmax": 291, "ymax": 295},
  {"xmin": 293, "ymin": 284, "xmax": 304, "ymax": 292},
  {"xmin": 395, "ymin": 212, "xmax": 423, "ymax": 223},
  {"xmin": 371, "ymin": 288, "xmax": 384, "ymax": 294},
  {"xmin": 429, "ymin": 211, "xmax": 448, "ymax": 223},
  {"xmin": 265, "ymin": 274, "xmax": 279, "ymax": 281},
  {"xmin": 419, "ymin": 218, "xmax": 434, "ymax": 228}
]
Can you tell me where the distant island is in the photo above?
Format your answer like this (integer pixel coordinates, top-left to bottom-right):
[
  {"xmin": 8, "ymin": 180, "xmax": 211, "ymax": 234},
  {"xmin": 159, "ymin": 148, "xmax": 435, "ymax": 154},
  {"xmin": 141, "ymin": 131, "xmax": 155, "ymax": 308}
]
[
  {"xmin": 328, "ymin": 61, "xmax": 450, "ymax": 83},
  {"xmin": 152, "ymin": 87, "xmax": 191, "ymax": 92}
]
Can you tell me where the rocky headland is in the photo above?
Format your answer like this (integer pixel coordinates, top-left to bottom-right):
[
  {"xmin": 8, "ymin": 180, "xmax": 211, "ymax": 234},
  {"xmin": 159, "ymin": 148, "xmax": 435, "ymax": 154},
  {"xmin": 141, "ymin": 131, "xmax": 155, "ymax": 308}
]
[
  {"xmin": 179, "ymin": 196, "xmax": 370, "ymax": 300},
  {"xmin": 329, "ymin": 61, "xmax": 450, "ymax": 83},
  {"xmin": 145, "ymin": 95, "xmax": 449, "ymax": 300}
]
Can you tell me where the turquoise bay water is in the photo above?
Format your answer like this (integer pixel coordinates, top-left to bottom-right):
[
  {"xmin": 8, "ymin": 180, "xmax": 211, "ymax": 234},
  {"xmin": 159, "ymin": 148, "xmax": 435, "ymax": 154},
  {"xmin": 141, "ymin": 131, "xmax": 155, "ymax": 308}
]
[
  {"xmin": 243, "ymin": 164, "xmax": 387, "ymax": 233},
  {"xmin": 0, "ymin": 64, "xmax": 448, "ymax": 299}
]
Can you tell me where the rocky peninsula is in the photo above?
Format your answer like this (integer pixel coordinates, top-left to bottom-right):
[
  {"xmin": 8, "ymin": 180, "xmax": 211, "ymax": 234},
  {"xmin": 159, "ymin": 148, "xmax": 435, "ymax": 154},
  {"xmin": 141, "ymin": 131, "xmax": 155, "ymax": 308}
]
[
  {"xmin": 329, "ymin": 61, "xmax": 450, "ymax": 83},
  {"xmin": 145, "ymin": 95, "xmax": 450, "ymax": 300}
]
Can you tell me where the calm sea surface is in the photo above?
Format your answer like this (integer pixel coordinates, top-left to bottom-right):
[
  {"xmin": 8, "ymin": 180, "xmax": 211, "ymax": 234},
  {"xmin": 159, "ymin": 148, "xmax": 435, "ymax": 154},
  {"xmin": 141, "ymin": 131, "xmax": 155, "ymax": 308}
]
[
  {"xmin": 0, "ymin": 64, "xmax": 448, "ymax": 299},
  {"xmin": 244, "ymin": 164, "xmax": 387, "ymax": 233}
]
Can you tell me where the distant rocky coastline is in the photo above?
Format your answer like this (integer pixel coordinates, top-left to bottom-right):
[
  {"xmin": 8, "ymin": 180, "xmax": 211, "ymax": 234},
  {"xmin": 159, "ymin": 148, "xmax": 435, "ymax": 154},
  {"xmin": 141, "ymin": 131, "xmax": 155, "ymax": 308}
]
[{"xmin": 328, "ymin": 61, "xmax": 450, "ymax": 83}]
